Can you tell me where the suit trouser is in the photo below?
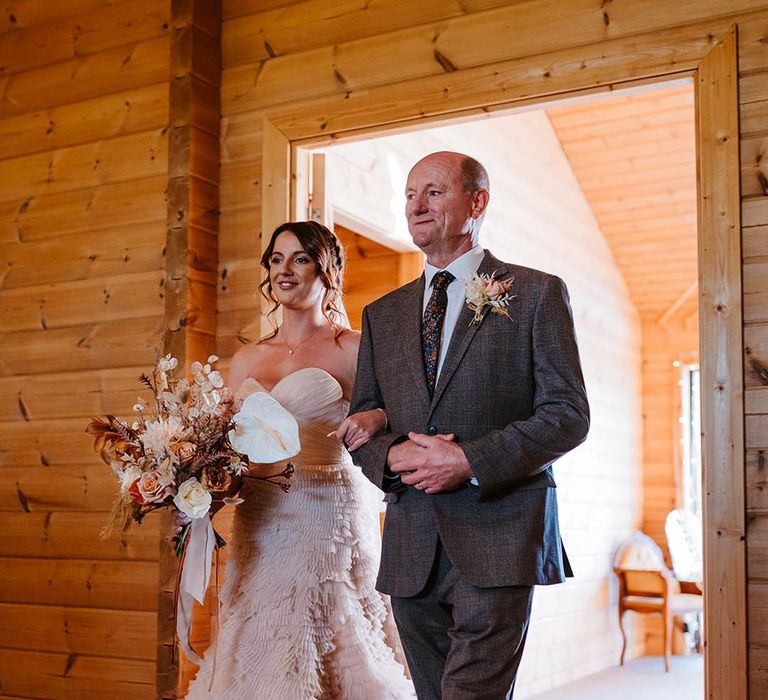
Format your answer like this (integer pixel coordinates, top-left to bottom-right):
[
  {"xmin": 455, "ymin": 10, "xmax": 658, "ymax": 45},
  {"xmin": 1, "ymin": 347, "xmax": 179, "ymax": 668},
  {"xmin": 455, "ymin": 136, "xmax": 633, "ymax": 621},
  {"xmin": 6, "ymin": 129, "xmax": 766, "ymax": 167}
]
[{"xmin": 390, "ymin": 539, "xmax": 534, "ymax": 700}]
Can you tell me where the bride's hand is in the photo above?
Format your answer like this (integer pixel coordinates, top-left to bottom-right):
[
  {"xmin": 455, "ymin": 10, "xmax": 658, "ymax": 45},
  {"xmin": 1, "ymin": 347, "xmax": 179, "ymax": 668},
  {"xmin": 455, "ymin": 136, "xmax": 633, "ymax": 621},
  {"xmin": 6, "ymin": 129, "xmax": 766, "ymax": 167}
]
[{"xmin": 332, "ymin": 408, "xmax": 388, "ymax": 451}]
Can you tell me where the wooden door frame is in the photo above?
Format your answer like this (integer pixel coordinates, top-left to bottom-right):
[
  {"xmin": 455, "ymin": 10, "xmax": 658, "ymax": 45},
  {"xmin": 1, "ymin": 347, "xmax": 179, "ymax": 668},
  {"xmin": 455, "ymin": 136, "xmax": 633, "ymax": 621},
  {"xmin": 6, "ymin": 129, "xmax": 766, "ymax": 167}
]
[{"xmin": 259, "ymin": 26, "xmax": 744, "ymax": 700}]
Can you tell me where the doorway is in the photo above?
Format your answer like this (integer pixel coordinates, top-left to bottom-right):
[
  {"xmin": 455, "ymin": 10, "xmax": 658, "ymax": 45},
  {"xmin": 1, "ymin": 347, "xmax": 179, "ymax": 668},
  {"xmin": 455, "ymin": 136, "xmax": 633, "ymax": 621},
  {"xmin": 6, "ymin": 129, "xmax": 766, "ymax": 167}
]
[
  {"xmin": 257, "ymin": 28, "xmax": 743, "ymax": 700},
  {"xmin": 294, "ymin": 78, "xmax": 702, "ymax": 696}
]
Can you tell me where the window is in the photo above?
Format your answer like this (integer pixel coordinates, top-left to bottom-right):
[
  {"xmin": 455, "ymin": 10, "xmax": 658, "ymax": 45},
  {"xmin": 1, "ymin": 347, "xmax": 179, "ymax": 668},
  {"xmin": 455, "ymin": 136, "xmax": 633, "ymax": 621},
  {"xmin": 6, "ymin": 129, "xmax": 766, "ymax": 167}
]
[{"xmin": 678, "ymin": 363, "xmax": 702, "ymax": 516}]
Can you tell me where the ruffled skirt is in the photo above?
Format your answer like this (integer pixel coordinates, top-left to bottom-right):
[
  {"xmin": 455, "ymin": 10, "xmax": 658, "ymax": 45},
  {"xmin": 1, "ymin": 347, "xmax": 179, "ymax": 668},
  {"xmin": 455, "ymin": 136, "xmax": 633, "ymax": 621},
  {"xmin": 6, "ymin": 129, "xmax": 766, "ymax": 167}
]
[{"xmin": 186, "ymin": 463, "xmax": 414, "ymax": 699}]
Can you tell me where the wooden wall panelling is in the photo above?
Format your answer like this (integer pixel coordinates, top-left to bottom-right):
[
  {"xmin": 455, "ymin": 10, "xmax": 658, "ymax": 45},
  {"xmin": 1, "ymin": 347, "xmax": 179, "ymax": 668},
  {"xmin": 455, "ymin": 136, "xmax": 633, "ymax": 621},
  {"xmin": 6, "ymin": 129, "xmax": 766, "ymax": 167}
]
[
  {"xmin": 0, "ymin": 603, "xmax": 156, "ymax": 659},
  {"xmin": 0, "ymin": 558, "xmax": 159, "ymax": 610},
  {"xmin": 0, "ymin": 0, "xmax": 170, "ymax": 77},
  {"xmin": 220, "ymin": 112, "xmax": 263, "ymax": 164},
  {"xmin": 0, "ymin": 221, "xmax": 166, "ymax": 289},
  {"xmin": 0, "ymin": 1, "xmax": 174, "ymax": 697},
  {"xmin": 0, "ymin": 465, "xmax": 125, "ymax": 512},
  {"xmin": 0, "ymin": 367, "xmax": 145, "ymax": 421},
  {"xmin": 0, "ymin": 511, "xmax": 160, "ymax": 560},
  {"xmin": 221, "ymin": 0, "xmax": 524, "ymax": 22},
  {"xmin": 260, "ymin": 119, "xmax": 290, "ymax": 239},
  {"xmin": 0, "ymin": 649, "xmax": 155, "ymax": 700},
  {"xmin": 159, "ymin": 1, "xmax": 222, "ymax": 696},
  {"xmin": 640, "ymin": 322, "xmax": 699, "ymax": 569},
  {"xmin": 0, "ymin": 174, "xmax": 168, "ymax": 243},
  {"xmin": 740, "ymin": 11, "xmax": 768, "ymax": 696},
  {"xmin": 0, "ymin": 270, "xmax": 166, "ymax": 333},
  {"xmin": 221, "ymin": 0, "xmax": 768, "ymax": 118},
  {"xmin": 0, "ymin": 0, "xmax": 150, "ymax": 33},
  {"xmin": 0, "ymin": 35, "xmax": 171, "ymax": 119},
  {"xmin": 0, "ymin": 129, "xmax": 168, "ymax": 205},
  {"xmin": 0, "ymin": 316, "xmax": 166, "ymax": 376},
  {"xmin": 223, "ymin": 0, "xmax": 483, "ymax": 66},
  {"xmin": 335, "ymin": 225, "xmax": 401, "ymax": 329},
  {"xmin": 0, "ymin": 83, "xmax": 169, "ymax": 161}
]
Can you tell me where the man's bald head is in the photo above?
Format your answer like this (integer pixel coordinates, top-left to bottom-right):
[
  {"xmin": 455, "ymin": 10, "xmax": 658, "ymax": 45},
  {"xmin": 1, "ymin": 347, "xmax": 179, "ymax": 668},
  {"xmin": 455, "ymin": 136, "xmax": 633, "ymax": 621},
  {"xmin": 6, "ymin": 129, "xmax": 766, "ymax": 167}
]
[
  {"xmin": 404, "ymin": 151, "xmax": 490, "ymax": 267},
  {"xmin": 409, "ymin": 151, "xmax": 489, "ymax": 195}
]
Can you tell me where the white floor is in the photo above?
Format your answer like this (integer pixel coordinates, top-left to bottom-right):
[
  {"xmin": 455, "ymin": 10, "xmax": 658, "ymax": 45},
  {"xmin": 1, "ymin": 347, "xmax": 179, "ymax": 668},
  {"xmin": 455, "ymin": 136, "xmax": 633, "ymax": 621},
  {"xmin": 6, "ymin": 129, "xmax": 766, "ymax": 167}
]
[{"xmin": 527, "ymin": 656, "xmax": 704, "ymax": 700}]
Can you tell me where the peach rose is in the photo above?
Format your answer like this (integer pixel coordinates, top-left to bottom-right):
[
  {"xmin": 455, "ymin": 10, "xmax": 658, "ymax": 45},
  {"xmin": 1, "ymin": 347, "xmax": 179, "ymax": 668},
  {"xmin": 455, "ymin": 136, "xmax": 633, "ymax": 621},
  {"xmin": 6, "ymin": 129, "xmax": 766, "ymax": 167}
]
[
  {"xmin": 135, "ymin": 469, "xmax": 175, "ymax": 504},
  {"xmin": 484, "ymin": 279, "xmax": 503, "ymax": 297}
]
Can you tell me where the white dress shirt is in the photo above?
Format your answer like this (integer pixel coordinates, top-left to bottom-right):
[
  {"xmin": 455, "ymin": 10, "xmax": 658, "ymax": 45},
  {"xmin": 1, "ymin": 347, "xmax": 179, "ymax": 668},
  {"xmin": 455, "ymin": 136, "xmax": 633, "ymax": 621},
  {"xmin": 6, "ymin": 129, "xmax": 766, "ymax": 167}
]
[
  {"xmin": 422, "ymin": 245, "xmax": 486, "ymax": 383},
  {"xmin": 423, "ymin": 246, "xmax": 485, "ymax": 487}
]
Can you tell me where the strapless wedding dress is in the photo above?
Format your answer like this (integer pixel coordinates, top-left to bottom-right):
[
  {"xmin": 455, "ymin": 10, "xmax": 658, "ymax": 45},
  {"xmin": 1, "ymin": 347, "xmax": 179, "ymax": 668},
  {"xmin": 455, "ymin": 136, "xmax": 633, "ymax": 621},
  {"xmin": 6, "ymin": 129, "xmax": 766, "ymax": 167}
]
[{"xmin": 186, "ymin": 367, "xmax": 414, "ymax": 699}]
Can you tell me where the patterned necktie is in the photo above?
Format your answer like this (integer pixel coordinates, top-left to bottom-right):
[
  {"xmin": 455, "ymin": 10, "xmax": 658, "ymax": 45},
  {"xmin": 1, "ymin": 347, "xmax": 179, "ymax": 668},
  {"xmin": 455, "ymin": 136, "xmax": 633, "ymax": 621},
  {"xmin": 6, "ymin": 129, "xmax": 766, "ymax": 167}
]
[{"xmin": 422, "ymin": 270, "xmax": 455, "ymax": 396}]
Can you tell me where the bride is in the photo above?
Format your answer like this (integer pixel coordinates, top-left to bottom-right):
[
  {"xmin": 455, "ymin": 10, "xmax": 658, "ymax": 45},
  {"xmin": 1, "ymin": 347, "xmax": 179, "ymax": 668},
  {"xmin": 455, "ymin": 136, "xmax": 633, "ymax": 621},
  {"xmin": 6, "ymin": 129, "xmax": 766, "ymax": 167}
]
[{"xmin": 186, "ymin": 221, "xmax": 415, "ymax": 699}]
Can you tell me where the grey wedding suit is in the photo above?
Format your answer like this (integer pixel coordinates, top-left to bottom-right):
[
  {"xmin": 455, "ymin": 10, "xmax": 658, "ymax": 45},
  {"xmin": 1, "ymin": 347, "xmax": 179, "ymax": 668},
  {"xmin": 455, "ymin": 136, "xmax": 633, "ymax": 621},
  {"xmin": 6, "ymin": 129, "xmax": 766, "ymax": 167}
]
[{"xmin": 349, "ymin": 250, "xmax": 590, "ymax": 697}]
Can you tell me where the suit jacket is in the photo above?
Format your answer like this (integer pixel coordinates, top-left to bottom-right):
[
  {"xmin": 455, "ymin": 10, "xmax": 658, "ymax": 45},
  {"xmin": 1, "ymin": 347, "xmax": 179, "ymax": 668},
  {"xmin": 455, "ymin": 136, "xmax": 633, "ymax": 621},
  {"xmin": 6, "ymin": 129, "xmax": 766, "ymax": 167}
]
[{"xmin": 349, "ymin": 251, "xmax": 590, "ymax": 597}]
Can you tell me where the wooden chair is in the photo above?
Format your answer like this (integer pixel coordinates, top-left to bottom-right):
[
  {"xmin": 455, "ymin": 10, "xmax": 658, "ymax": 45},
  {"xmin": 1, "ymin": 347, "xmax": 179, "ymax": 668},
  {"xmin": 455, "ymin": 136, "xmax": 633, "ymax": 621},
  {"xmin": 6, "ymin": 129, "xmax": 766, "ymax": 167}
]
[
  {"xmin": 614, "ymin": 566, "xmax": 703, "ymax": 671},
  {"xmin": 613, "ymin": 532, "xmax": 703, "ymax": 671}
]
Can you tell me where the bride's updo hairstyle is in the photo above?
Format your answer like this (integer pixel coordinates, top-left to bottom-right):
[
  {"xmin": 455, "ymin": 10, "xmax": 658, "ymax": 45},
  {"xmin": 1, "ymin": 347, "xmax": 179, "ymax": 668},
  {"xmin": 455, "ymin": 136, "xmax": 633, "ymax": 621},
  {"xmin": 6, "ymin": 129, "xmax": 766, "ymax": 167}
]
[{"xmin": 259, "ymin": 221, "xmax": 346, "ymax": 331}]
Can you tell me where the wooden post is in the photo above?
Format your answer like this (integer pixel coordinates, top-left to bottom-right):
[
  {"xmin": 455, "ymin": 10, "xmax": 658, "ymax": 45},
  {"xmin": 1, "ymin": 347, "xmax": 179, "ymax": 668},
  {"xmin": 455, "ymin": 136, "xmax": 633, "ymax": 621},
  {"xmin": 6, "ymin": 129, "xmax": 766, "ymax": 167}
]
[
  {"xmin": 158, "ymin": 1, "xmax": 221, "ymax": 697},
  {"xmin": 695, "ymin": 26, "xmax": 746, "ymax": 700},
  {"xmin": 259, "ymin": 119, "xmax": 290, "ymax": 337}
]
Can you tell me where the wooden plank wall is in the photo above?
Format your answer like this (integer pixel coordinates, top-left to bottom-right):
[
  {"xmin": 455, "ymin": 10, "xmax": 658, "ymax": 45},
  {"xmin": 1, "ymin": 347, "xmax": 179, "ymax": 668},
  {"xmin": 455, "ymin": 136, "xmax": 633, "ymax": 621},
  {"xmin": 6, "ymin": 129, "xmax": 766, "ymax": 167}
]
[
  {"xmin": 0, "ymin": 1, "xmax": 172, "ymax": 697},
  {"xmin": 641, "ymin": 320, "xmax": 700, "ymax": 559},
  {"xmin": 741, "ymin": 12, "xmax": 768, "ymax": 697},
  {"xmin": 335, "ymin": 224, "xmax": 420, "ymax": 329},
  {"xmin": 641, "ymin": 317, "xmax": 699, "ymax": 655}
]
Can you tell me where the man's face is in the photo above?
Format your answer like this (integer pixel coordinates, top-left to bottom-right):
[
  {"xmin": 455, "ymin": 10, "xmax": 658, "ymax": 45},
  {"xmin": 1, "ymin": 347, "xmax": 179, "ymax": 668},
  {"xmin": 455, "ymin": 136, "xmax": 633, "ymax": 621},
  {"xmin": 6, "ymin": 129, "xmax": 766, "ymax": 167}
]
[{"xmin": 405, "ymin": 154, "xmax": 477, "ymax": 258}]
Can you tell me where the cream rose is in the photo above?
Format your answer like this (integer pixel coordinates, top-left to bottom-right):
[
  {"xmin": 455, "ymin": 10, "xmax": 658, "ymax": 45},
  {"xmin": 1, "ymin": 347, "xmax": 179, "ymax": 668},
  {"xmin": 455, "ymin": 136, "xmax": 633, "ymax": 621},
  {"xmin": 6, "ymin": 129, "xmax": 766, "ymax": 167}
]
[{"xmin": 173, "ymin": 477, "xmax": 211, "ymax": 519}]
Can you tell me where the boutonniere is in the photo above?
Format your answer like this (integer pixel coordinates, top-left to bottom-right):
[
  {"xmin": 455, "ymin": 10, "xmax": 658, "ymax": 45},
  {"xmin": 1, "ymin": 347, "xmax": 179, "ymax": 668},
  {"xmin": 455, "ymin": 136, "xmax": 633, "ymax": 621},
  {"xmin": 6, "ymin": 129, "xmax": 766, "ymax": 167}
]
[{"xmin": 462, "ymin": 272, "xmax": 516, "ymax": 326}]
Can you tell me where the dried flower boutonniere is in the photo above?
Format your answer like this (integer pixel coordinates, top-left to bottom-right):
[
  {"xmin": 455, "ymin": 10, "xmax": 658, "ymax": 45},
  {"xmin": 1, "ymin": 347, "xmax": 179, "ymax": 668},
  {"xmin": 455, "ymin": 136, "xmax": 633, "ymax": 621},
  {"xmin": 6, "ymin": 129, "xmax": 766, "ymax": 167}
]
[{"xmin": 462, "ymin": 272, "xmax": 516, "ymax": 325}]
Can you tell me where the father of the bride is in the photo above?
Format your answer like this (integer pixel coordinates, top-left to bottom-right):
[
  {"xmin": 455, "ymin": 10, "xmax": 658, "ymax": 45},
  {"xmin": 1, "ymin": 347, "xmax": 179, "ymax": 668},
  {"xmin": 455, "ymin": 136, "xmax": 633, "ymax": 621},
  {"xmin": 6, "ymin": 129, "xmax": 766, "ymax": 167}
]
[{"xmin": 348, "ymin": 150, "xmax": 590, "ymax": 699}]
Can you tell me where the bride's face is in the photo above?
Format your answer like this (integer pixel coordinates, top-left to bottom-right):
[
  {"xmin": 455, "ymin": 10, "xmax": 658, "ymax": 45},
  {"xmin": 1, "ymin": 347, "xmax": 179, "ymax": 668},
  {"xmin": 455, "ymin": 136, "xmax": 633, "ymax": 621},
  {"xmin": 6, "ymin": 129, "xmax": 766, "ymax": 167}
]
[{"xmin": 268, "ymin": 231, "xmax": 325, "ymax": 310}]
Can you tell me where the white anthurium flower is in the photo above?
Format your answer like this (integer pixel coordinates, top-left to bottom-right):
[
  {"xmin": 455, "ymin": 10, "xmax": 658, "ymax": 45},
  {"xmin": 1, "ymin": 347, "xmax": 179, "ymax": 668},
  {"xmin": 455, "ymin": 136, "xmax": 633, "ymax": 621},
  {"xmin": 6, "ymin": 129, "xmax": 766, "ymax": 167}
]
[{"xmin": 228, "ymin": 391, "xmax": 300, "ymax": 463}]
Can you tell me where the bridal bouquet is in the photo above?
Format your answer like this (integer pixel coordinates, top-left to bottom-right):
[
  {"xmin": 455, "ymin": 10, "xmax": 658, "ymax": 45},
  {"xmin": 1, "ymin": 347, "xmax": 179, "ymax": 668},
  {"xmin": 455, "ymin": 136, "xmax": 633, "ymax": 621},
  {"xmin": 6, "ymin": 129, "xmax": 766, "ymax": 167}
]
[{"xmin": 86, "ymin": 353, "xmax": 300, "ymax": 663}]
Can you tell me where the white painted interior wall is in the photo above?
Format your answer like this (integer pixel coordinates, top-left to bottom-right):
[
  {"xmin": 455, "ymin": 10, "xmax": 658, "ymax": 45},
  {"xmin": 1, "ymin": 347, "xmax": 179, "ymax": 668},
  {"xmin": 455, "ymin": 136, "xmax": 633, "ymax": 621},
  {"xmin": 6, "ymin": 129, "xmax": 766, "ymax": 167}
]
[{"xmin": 322, "ymin": 110, "xmax": 644, "ymax": 696}]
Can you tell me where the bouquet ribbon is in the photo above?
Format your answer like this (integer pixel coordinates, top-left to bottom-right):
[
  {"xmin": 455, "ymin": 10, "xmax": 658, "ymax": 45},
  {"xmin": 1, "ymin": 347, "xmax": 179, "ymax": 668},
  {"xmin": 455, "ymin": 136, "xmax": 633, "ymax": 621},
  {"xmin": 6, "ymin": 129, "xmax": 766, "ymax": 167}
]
[{"xmin": 176, "ymin": 516, "xmax": 217, "ymax": 664}]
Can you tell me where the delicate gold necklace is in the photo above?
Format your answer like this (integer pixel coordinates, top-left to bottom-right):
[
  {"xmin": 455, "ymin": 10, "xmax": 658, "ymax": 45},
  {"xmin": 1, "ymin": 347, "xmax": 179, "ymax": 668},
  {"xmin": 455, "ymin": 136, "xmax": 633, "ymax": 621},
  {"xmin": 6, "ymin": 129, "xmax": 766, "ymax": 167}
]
[{"xmin": 280, "ymin": 324, "xmax": 326, "ymax": 355}]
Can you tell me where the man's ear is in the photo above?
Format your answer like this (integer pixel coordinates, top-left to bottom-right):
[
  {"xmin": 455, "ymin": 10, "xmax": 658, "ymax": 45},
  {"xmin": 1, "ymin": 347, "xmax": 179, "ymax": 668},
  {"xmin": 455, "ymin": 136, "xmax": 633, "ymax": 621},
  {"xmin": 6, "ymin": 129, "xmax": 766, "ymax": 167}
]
[{"xmin": 470, "ymin": 189, "xmax": 490, "ymax": 219}]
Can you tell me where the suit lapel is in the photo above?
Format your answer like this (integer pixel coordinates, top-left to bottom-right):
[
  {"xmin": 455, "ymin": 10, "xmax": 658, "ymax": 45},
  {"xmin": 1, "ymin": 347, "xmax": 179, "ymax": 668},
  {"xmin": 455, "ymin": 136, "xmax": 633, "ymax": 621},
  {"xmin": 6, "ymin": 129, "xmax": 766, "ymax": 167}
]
[
  {"xmin": 400, "ymin": 274, "xmax": 432, "ymax": 410},
  {"xmin": 429, "ymin": 251, "xmax": 510, "ymax": 413}
]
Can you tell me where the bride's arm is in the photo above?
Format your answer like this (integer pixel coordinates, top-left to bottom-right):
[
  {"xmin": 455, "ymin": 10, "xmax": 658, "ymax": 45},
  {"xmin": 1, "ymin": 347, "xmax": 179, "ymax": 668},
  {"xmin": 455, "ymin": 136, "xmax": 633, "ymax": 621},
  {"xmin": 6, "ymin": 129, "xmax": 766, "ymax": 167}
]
[
  {"xmin": 333, "ymin": 408, "xmax": 388, "ymax": 452},
  {"xmin": 227, "ymin": 346, "xmax": 254, "ymax": 396},
  {"xmin": 331, "ymin": 329, "xmax": 388, "ymax": 451}
]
